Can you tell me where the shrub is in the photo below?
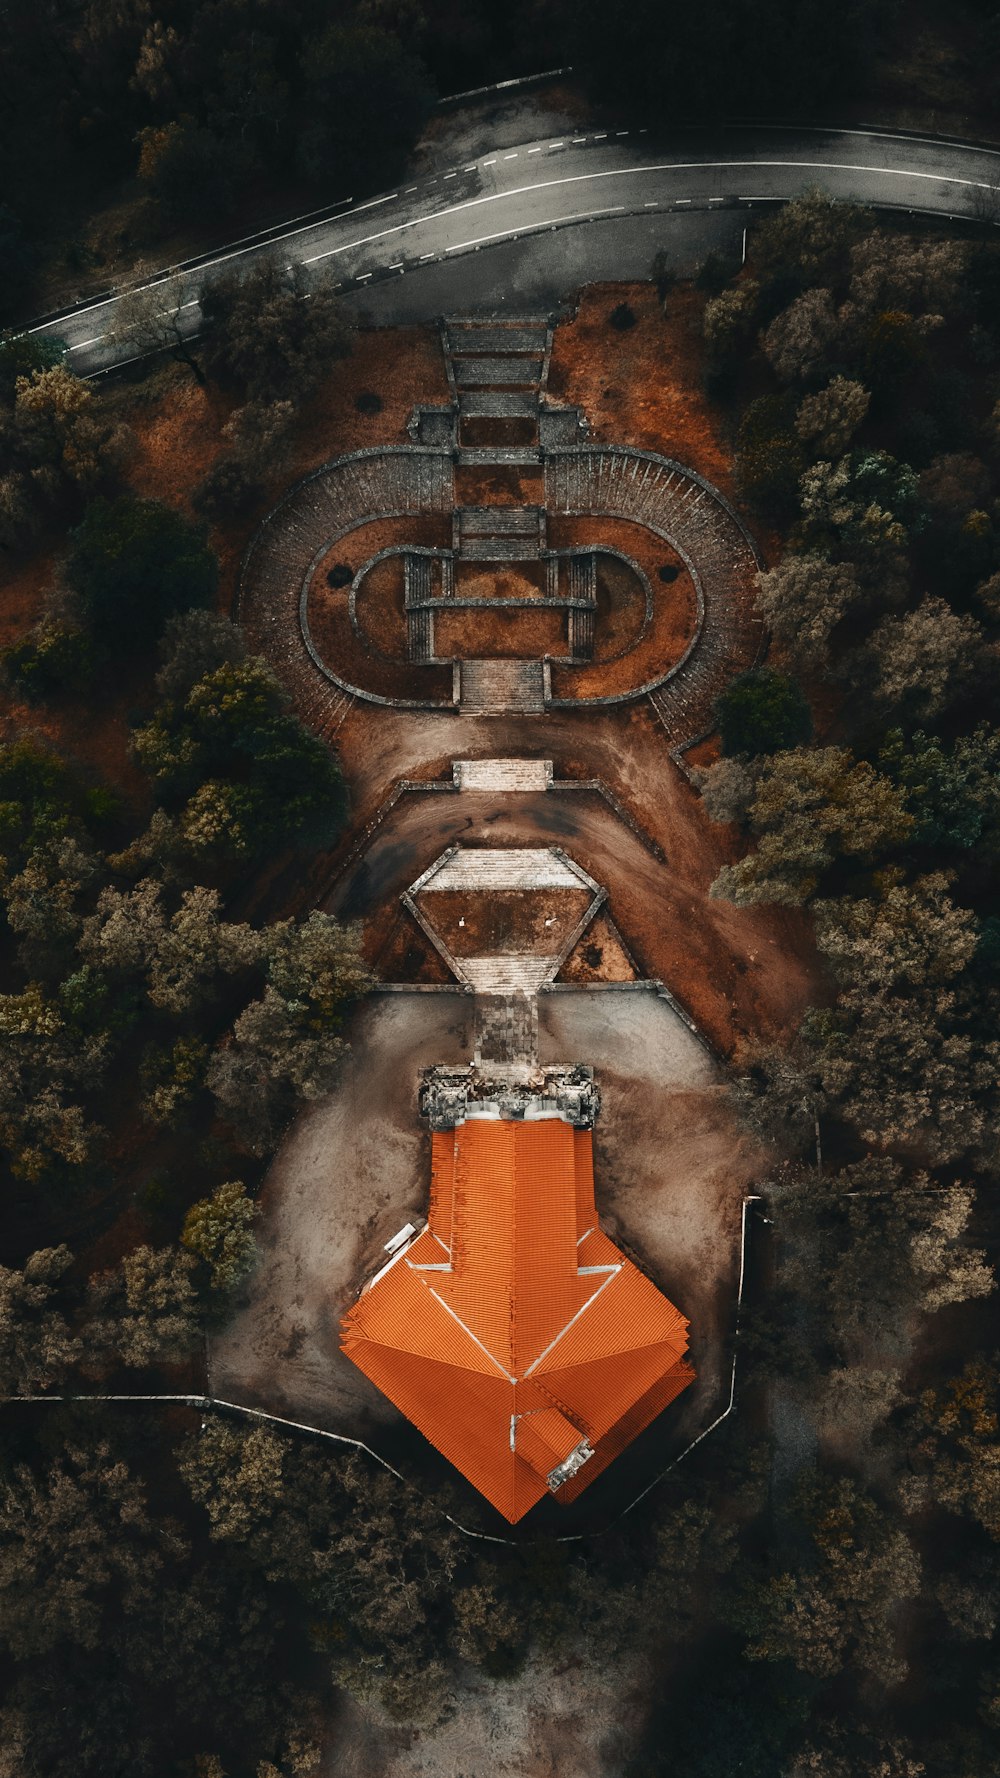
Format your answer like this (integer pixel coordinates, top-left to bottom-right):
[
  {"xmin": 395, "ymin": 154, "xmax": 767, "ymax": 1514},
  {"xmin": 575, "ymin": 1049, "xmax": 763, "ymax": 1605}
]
[
  {"xmin": 66, "ymin": 497, "xmax": 218, "ymax": 652},
  {"xmin": 3, "ymin": 622, "xmax": 95, "ymax": 699},
  {"xmin": 715, "ymin": 668, "xmax": 812, "ymax": 758}
]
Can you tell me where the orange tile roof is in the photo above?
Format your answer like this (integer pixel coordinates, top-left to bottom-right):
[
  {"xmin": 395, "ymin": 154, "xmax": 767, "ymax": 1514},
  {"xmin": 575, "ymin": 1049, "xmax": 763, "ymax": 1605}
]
[{"xmin": 340, "ymin": 1117, "xmax": 694, "ymax": 1522}]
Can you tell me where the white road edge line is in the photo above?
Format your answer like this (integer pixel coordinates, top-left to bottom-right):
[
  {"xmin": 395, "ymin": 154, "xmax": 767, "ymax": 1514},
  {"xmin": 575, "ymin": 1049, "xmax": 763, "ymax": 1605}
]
[
  {"xmin": 444, "ymin": 204, "xmax": 626, "ymax": 252},
  {"xmin": 40, "ymin": 150, "xmax": 1000, "ymax": 340}
]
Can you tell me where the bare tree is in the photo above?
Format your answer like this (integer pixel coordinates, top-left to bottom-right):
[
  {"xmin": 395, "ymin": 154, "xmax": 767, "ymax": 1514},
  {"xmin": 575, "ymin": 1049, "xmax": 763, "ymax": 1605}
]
[{"xmin": 104, "ymin": 270, "xmax": 206, "ymax": 384}]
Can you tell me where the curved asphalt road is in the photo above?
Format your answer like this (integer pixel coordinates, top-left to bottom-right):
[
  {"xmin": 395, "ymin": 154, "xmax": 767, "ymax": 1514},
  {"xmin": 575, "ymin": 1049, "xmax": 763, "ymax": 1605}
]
[{"xmin": 29, "ymin": 123, "xmax": 1000, "ymax": 375}]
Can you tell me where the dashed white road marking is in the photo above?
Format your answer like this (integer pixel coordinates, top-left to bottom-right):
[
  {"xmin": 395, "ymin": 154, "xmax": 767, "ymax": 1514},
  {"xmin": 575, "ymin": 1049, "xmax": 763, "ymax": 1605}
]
[
  {"xmin": 528, "ymin": 146, "xmax": 542, "ymax": 153},
  {"xmin": 41, "ymin": 145, "xmax": 1000, "ymax": 348}
]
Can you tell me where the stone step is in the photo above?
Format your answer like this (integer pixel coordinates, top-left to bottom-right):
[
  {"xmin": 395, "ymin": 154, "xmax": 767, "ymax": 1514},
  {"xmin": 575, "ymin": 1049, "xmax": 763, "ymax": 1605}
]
[
  {"xmin": 459, "ymin": 505, "xmax": 543, "ymax": 536},
  {"xmin": 451, "ymin": 357, "xmax": 543, "ymax": 387},
  {"xmin": 446, "ymin": 325, "xmax": 549, "ymax": 355},
  {"xmin": 403, "ymin": 553, "xmax": 434, "ymax": 606},
  {"xmin": 461, "ymin": 956, "xmax": 554, "ymax": 994},
  {"xmin": 459, "ymin": 658, "xmax": 546, "ymax": 713},
  {"xmin": 407, "ymin": 607, "xmax": 434, "ymax": 663},
  {"xmin": 567, "ymin": 554, "xmax": 597, "ymax": 603},
  {"xmin": 458, "ymin": 537, "xmax": 542, "ymax": 562},
  {"xmin": 539, "ymin": 408, "xmax": 587, "ymax": 446},
  {"xmin": 422, "ymin": 846, "xmax": 581, "ymax": 891},
  {"xmin": 567, "ymin": 606, "xmax": 595, "ymax": 661},
  {"xmin": 474, "ymin": 990, "xmax": 538, "ymax": 1067},
  {"xmin": 457, "ymin": 447, "xmax": 543, "ymax": 467},
  {"xmin": 458, "ymin": 390, "xmax": 541, "ymax": 419},
  {"xmin": 453, "ymin": 758, "xmax": 552, "ymax": 791}
]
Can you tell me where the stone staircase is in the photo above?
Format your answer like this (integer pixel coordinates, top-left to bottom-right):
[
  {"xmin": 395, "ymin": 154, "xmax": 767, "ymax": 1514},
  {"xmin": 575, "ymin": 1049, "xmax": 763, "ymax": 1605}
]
[
  {"xmin": 406, "ymin": 605, "xmax": 434, "ymax": 663},
  {"xmin": 443, "ymin": 315, "xmax": 551, "ymax": 467},
  {"xmin": 461, "ymin": 956, "xmax": 554, "ymax": 994},
  {"xmin": 474, "ymin": 991, "xmax": 538, "ymax": 1069},
  {"xmin": 458, "ymin": 658, "xmax": 546, "ymax": 715},
  {"xmin": 453, "ymin": 758, "xmax": 552, "ymax": 792},
  {"xmin": 454, "ymin": 504, "xmax": 546, "ymax": 562}
]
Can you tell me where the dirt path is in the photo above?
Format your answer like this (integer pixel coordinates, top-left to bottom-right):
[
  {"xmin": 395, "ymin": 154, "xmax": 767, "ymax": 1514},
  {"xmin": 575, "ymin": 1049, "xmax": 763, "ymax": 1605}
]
[{"xmin": 323, "ymin": 761, "xmax": 817, "ymax": 1052}]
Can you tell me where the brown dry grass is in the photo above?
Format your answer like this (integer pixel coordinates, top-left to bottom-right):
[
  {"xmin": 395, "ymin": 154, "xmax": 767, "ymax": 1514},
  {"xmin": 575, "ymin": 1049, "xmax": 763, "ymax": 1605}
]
[{"xmin": 549, "ymin": 282, "xmax": 740, "ymax": 499}]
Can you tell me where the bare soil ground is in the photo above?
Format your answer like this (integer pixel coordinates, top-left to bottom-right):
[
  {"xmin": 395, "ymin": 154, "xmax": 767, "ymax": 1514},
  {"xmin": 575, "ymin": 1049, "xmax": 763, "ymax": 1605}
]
[
  {"xmin": 558, "ymin": 913, "xmax": 639, "ymax": 983},
  {"xmin": 432, "ymin": 602, "xmax": 567, "ymax": 659},
  {"xmin": 453, "ymin": 562, "xmax": 546, "ymax": 599},
  {"xmin": 414, "ymin": 886, "xmax": 593, "ymax": 958},
  {"xmin": 320, "ymin": 749, "xmax": 816, "ymax": 1057},
  {"xmin": 548, "ymin": 283, "xmax": 740, "ymax": 499}
]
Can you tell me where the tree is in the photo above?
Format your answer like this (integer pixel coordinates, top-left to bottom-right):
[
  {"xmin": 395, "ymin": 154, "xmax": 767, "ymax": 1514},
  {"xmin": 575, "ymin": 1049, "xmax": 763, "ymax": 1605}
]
[
  {"xmin": 849, "ymin": 231, "xmax": 969, "ymax": 321},
  {"xmin": 0, "ymin": 331, "xmax": 64, "ymax": 400},
  {"xmin": 859, "ymin": 308, "xmax": 929, "ymax": 395},
  {"xmin": 155, "ymin": 609, "xmax": 247, "ymax": 705},
  {"xmin": 3, "ymin": 618, "xmax": 95, "ymax": 700},
  {"xmin": 770, "ymin": 1156, "xmax": 994, "ymax": 1367},
  {"xmin": 0, "ymin": 1442, "xmax": 186, "ymax": 1660},
  {"xmin": 0, "ymin": 1246, "xmax": 79, "ymax": 1393},
  {"xmin": 136, "ymin": 120, "xmax": 240, "ymax": 227},
  {"xmin": 66, "ymin": 497, "xmax": 217, "ymax": 653},
  {"xmin": 179, "ymin": 1423, "xmax": 462, "ymax": 1723},
  {"xmin": 296, "ymin": 23, "xmax": 433, "ymax": 188},
  {"xmin": 735, "ymin": 392, "xmax": 805, "ymax": 517},
  {"xmin": 703, "ymin": 280, "xmax": 760, "ymax": 361},
  {"xmin": 795, "ymin": 377, "xmax": 870, "ymax": 458},
  {"xmin": 263, "ymin": 910, "xmax": 370, "ymax": 1020},
  {"xmin": 804, "ymin": 874, "xmax": 1000, "ymax": 1160},
  {"xmin": 861, "ymin": 596, "xmax": 985, "ymax": 723},
  {"xmin": 200, "ymin": 260, "xmax": 352, "ymax": 403},
  {"xmin": 741, "ymin": 1473, "xmax": 921, "ymax": 1687},
  {"xmin": 132, "ymin": 658, "xmax": 347, "ymax": 863},
  {"xmin": 80, "ymin": 879, "xmax": 261, "ymax": 1015},
  {"xmin": 86, "ymin": 1244, "xmax": 201, "ymax": 1369},
  {"xmin": 182, "ymin": 1181, "xmax": 259, "ymax": 1294},
  {"xmin": 715, "ymin": 668, "xmax": 812, "ymax": 757},
  {"xmin": 795, "ymin": 452, "xmax": 917, "ymax": 600},
  {"xmin": 222, "ymin": 398, "xmax": 294, "ymax": 471},
  {"xmin": 0, "ymin": 738, "xmax": 100, "ymax": 871},
  {"xmin": 708, "ymin": 746, "xmax": 912, "ymax": 905},
  {"xmin": 3, "ymin": 832, "xmax": 97, "ymax": 977},
  {"xmin": 207, "ymin": 987, "xmax": 349, "ymax": 1153},
  {"xmin": 898, "ymin": 1359, "xmax": 1000, "ymax": 1540},
  {"xmin": 753, "ymin": 552, "xmax": 862, "ymax": 670},
  {"xmin": 761, "ymin": 288, "xmax": 842, "ymax": 384},
  {"xmin": 0, "ymin": 983, "xmax": 107, "ymax": 1183},
  {"xmin": 14, "ymin": 365, "xmax": 132, "ymax": 491},
  {"xmin": 693, "ymin": 754, "xmax": 759, "ymax": 826},
  {"xmin": 140, "ymin": 1034, "xmax": 209, "ymax": 1126},
  {"xmin": 103, "ymin": 271, "xmax": 208, "ymax": 385},
  {"xmin": 752, "ymin": 189, "xmax": 872, "ymax": 291},
  {"xmin": 878, "ymin": 725, "xmax": 1000, "ymax": 854}
]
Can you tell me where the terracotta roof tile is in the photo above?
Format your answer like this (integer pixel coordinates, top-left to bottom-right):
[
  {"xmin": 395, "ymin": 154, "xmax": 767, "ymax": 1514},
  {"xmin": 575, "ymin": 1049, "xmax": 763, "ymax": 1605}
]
[{"xmin": 340, "ymin": 1118, "xmax": 694, "ymax": 1522}]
